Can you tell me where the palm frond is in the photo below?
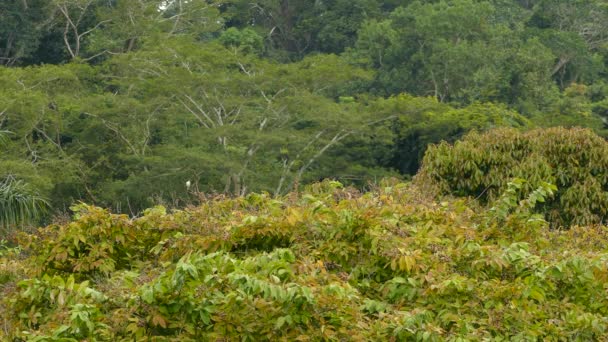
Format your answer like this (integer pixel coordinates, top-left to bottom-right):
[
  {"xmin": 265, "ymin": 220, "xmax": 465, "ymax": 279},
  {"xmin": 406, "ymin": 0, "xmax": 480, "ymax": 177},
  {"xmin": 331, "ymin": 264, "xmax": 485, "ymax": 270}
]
[
  {"xmin": 0, "ymin": 130, "xmax": 11, "ymax": 145},
  {"xmin": 0, "ymin": 176, "xmax": 49, "ymax": 229}
]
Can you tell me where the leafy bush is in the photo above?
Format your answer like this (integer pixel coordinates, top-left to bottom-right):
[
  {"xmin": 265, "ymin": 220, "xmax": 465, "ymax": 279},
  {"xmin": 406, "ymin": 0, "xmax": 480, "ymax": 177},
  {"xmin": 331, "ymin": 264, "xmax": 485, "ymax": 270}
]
[
  {"xmin": 24, "ymin": 204, "xmax": 141, "ymax": 276},
  {"xmin": 418, "ymin": 127, "xmax": 608, "ymax": 227},
  {"xmin": 3, "ymin": 180, "xmax": 608, "ymax": 340}
]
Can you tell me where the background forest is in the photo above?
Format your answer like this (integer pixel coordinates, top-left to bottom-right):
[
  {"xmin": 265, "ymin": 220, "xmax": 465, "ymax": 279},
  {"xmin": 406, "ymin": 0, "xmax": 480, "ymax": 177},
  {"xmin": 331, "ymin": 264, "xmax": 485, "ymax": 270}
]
[{"xmin": 1, "ymin": 0, "xmax": 608, "ymax": 224}]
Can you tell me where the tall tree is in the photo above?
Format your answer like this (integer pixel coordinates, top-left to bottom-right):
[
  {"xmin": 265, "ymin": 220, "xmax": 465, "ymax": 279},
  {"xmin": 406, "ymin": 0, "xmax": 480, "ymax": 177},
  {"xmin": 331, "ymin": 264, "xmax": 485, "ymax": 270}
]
[
  {"xmin": 222, "ymin": 0, "xmax": 382, "ymax": 58},
  {"xmin": 353, "ymin": 0, "xmax": 562, "ymax": 112},
  {"xmin": 0, "ymin": 0, "xmax": 53, "ymax": 66}
]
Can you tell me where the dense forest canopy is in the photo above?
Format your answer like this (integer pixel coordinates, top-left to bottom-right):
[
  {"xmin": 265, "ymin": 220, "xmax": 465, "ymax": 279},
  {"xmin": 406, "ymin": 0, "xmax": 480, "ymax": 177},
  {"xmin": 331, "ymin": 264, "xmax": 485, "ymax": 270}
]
[{"xmin": 0, "ymin": 0, "xmax": 607, "ymax": 222}]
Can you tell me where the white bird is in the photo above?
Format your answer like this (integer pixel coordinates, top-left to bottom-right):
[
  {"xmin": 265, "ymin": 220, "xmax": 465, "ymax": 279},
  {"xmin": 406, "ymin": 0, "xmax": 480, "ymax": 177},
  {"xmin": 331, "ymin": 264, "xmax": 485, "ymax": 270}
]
[{"xmin": 186, "ymin": 180, "xmax": 191, "ymax": 190}]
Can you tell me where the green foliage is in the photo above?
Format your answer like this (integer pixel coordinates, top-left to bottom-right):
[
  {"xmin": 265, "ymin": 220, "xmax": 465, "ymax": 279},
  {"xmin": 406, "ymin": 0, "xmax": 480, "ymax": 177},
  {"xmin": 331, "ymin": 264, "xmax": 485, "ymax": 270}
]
[
  {"xmin": 12, "ymin": 274, "xmax": 108, "ymax": 340},
  {"xmin": 0, "ymin": 0, "xmax": 54, "ymax": 65},
  {"xmin": 352, "ymin": 0, "xmax": 607, "ymax": 115},
  {"xmin": 2, "ymin": 2, "xmax": 608, "ymax": 338},
  {"xmin": 374, "ymin": 95, "xmax": 530, "ymax": 174},
  {"xmin": 0, "ymin": 176, "xmax": 48, "ymax": 232},
  {"xmin": 25, "ymin": 204, "xmax": 139, "ymax": 276},
  {"xmin": 0, "ymin": 34, "xmax": 391, "ymax": 216},
  {"xmin": 3, "ymin": 181, "xmax": 608, "ymax": 339},
  {"xmin": 1, "ymin": 0, "xmax": 608, "ymax": 220},
  {"xmin": 219, "ymin": 27, "xmax": 264, "ymax": 54},
  {"xmin": 222, "ymin": 0, "xmax": 383, "ymax": 57},
  {"xmin": 418, "ymin": 127, "xmax": 608, "ymax": 227}
]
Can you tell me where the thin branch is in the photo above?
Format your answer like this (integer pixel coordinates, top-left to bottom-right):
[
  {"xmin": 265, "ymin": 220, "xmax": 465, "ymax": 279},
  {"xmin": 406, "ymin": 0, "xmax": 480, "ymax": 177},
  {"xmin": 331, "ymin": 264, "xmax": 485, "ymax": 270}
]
[
  {"xmin": 294, "ymin": 130, "xmax": 352, "ymax": 188},
  {"xmin": 33, "ymin": 126, "xmax": 64, "ymax": 153},
  {"xmin": 179, "ymin": 100, "xmax": 209, "ymax": 127},
  {"xmin": 229, "ymin": 106, "xmax": 242, "ymax": 125},
  {"xmin": 275, "ymin": 130, "xmax": 325, "ymax": 195},
  {"xmin": 169, "ymin": 0, "xmax": 183, "ymax": 35},
  {"xmin": 237, "ymin": 62, "xmax": 252, "ymax": 76},
  {"xmin": 82, "ymin": 49, "xmax": 111, "ymax": 62},
  {"xmin": 79, "ymin": 19, "xmax": 112, "ymax": 39},
  {"xmin": 183, "ymin": 95, "xmax": 216, "ymax": 128},
  {"xmin": 104, "ymin": 121, "xmax": 140, "ymax": 156},
  {"xmin": 62, "ymin": 20, "xmax": 75, "ymax": 58}
]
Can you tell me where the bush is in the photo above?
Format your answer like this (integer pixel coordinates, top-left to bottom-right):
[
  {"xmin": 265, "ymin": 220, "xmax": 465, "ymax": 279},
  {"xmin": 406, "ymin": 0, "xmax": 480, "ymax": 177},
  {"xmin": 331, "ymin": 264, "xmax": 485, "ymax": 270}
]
[
  {"xmin": 25, "ymin": 204, "xmax": 141, "ymax": 276},
  {"xmin": 4, "ymin": 180, "xmax": 608, "ymax": 340},
  {"xmin": 417, "ymin": 127, "xmax": 608, "ymax": 227}
]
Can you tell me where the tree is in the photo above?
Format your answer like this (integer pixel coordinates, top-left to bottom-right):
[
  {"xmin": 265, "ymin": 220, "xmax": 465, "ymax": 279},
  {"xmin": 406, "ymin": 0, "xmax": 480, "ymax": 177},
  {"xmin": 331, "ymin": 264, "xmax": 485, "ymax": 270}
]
[
  {"xmin": 51, "ymin": 0, "xmax": 110, "ymax": 60},
  {"xmin": 373, "ymin": 95, "xmax": 530, "ymax": 175},
  {"xmin": 49, "ymin": 37, "xmax": 382, "ymax": 210},
  {"xmin": 222, "ymin": 0, "xmax": 382, "ymax": 58},
  {"xmin": 0, "ymin": 0, "xmax": 54, "ymax": 66},
  {"xmin": 418, "ymin": 127, "xmax": 608, "ymax": 227},
  {"xmin": 352, "ymin": 0, "xmax": 607, "ymax": 115},
  {"xmin": 86, "ymin": 0, "xmax": 224, "ymax": 58}
]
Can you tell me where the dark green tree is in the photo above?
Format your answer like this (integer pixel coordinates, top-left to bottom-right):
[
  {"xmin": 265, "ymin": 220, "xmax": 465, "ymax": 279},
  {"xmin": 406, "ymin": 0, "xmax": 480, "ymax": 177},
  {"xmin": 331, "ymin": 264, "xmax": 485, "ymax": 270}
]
[{"xmin": 0, "ymin": 0, "xmax": 54, "ymax": 66}]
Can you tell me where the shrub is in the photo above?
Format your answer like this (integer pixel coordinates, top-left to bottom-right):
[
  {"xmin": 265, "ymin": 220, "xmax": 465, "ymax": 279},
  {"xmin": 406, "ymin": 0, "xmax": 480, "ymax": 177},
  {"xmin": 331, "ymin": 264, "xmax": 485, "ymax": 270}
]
[
  {"xmin": 4, "ymin": 180, "xmax": 608, "ymax": 340},
  {"xmin": 417, "ymin": 127, "xmax": 608, "ymax": 227},
  {"xmin": 25, "ymin": 204, "xmax": 140, "ymax": 277}
]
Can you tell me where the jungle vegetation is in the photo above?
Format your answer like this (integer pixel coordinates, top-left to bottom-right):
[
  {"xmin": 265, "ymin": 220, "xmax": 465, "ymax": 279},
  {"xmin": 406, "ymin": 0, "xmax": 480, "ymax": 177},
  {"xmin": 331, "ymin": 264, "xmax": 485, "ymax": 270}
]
[
  {"xmin": 3, "ymin": 1, "xmax": 608, "ymax": 340},
  {"xmin": 0, "ymin": 0, "xmax": 607, "ymax": 225}
]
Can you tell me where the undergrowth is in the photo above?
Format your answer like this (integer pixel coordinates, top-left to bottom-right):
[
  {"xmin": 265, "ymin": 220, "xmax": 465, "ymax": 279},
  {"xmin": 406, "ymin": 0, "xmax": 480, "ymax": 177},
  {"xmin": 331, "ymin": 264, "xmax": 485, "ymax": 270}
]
[{"xmin": 2, "ymin": 180, "xmax": 608, "ymax": 340}]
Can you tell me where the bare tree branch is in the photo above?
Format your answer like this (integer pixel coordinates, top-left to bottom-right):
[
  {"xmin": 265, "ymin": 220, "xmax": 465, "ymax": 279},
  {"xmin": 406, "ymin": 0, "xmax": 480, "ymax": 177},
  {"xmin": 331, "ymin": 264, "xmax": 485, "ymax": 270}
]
[{"xmin": 183, "ymin": 95, "xmax": 216, "ymax": 128}]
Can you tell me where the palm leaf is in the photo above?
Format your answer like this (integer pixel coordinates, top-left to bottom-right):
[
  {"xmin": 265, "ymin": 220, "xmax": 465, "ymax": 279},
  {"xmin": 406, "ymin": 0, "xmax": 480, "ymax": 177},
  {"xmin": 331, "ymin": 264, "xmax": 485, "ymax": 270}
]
[
  {"xmin": 0, "ymin": 176, "xmax": 49, "ymax": 230},
  {"xmin": 0, "ymin": 130, "xmax": 11, "ymax": 145}
]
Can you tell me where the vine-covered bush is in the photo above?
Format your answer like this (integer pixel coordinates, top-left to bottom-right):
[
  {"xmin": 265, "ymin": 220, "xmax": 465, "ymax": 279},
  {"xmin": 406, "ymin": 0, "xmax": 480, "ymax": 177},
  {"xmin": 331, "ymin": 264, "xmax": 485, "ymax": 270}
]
[
  {"xmin": 418, "ymin": 127, "xmax": 608, "ymax": 227},
  {"xmin": 3, "ymin": 180, "xmax": 608, "ymax": 340}
]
